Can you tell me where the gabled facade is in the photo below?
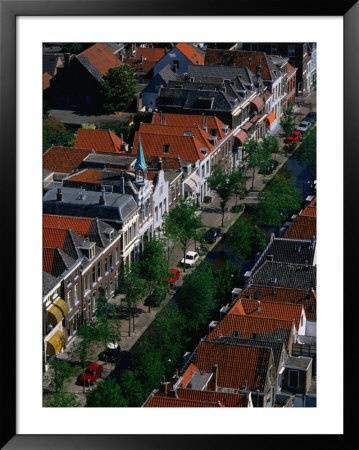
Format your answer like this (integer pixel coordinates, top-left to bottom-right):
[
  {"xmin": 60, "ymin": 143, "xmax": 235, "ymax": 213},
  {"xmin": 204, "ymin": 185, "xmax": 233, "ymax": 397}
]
[{"xmin": 153, "ymin": 43, "xmax": 204, "ymax": 76}]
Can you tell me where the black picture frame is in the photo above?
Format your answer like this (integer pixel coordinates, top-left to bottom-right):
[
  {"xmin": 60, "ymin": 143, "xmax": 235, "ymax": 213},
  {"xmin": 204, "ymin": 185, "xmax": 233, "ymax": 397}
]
[{"xmin": 1, "ymin": 0, "xmax": 356, "ymax": 448}]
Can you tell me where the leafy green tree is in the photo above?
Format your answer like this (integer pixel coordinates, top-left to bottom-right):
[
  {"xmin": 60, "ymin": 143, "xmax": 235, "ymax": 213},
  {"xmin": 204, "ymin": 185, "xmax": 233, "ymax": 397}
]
[
  {"xmin": 94, "ymin": 294, "xmax": 122, "ymax": 364},
  {"xmin": 162, "ymin": 198, "xmax": 203, "ymax": 272},
  {"xmin": 280, "ymin": 103, "xmax": 296, "ymax": 138},
  {"xmin": 44, "ymin": 391, "xmax": 81, "ymax": 407},
  {"xmin": 214, "ymin": 262, "xmax": 236, "ymax": 305},
  {"xmin": 101, "ymin": 65, "xmax": 138, "ymax": 112},
  {"xmin": 43, "ymin": 116, "xmax": 76, "ymax": 152},
  {"xmin": 296, "ymin": 126, "xmax": 316, "ymax": 176},
  {"xmin": 138, "ymin": 239, "xmax": 169, "ymax": 312},
  {"xmin": 208, "ymin": 167, "xmax": 234, "ymax": 226},
  {"xmin": 118, "ymin": 369, "xmax": 145, "ymax": 407},
  {"xmin": 86, "ymin": 379, "xmax": 128, "ymax": 407},
  {"xmin": 69, "ymin": 323, "xmax": 98, "ymax": 394},
  {"xmin": 176, "ymin": 262, "xmax": 217, "ymax": 334},
  {"xmin": 46, "ymin": 359, "xmax": 78, "ymax": 395},
  {"xmin": 118, "ymin": 262, "xmax": 145, "ymax": 336},
  {"xmin": 62, "ymin": 43, "xmax": 86, "ymax": 54},
  {"xmin": 231, "ymin": 169, "xmax": 246, "ymax": 206},
  {"xmin": 228, "ymin": 219, "xmax": 266, "ymax": 263},
  {"xmin": 133, "ymin": 351, "xmax": 165, "ymax": 400},
  {"xmin": 255, "ymin": 174, "xmax": 301, "ymax": 228},
  {"xmin": 244, "ymin": 139, "xmax": 272, "ymax": 191}
]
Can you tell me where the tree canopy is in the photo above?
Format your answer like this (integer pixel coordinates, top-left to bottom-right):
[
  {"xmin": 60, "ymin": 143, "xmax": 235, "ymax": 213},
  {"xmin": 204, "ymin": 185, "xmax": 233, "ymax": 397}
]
[
  {"xmin": 280, "ymin": 103, "xmax": 296, "ymax": 138},
  {"xmin": 207, "ymin": 167, "xmax": 238, "ymax": 226},
  {"xmin": 296, "ymin": 126, "xmax": 316, "ymax": 176},
  {"xmin": 244, "ymin": 139, "xmax": 272, "ymax": 191},
  {"xmin": 43, "ymin": 116, "xmax": 75, "ymax": 152},
  {"xmin": 228, "ymin": 219, "xmax": 267, "ymax": 263},
  {"xmin": 101, "ymin": 65, "xmax": 138, "ymax": 113},
  {"xmin": 86, "ymin": 379, "xmax": 128, "ymax": 407}
]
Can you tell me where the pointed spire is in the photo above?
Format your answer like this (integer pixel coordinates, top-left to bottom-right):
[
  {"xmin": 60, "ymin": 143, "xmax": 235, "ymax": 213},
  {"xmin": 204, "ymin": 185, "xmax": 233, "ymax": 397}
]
[{"xmin": 135, "ymin": 134, "xmax": 147, "ymax": 172}]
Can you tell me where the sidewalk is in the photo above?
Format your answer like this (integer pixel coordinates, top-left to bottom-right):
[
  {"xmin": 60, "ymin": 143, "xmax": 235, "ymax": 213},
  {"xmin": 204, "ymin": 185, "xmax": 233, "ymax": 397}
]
[{"xmin": 46, "ymin": 95, "xmax": 316, "ymax": 401}]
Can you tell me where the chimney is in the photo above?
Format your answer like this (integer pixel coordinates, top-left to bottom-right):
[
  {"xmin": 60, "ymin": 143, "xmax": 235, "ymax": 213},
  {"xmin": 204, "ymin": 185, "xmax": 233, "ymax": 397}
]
[
  {"xmin": 270, "ymin": 232, "xmax": 275, "ymax": 241},
  {"xmin": 120, "ymin": 176, "xmax": 125, "ymax": 194},
  {"xmin": 201, "ymin": 113, "xmax": 207, "ymax": 131},
  {"xmin": 210, "ymin": 364, "xmax": 218, "ymax": 392},
  {"xmin": 99, "ymin": 190, "xmax": 106, "ymax": 205},
  {"xmin": 158, "ymin": 157, "xmax": 163, "ymax": 170},
  {"xmin": 56, "ymin": 188, "xmax": 63, "ymax": 201},
  {"xmin": 160, "ymin": 379, "xmax": 170, "ymax": 396}
]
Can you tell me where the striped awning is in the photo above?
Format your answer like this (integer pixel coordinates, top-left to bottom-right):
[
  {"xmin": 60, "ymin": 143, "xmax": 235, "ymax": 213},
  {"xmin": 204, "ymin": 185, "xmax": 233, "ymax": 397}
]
[
  {"xmin": 46, "ymin": 330, "xmax": 66, "ymax": 355},
  {"xmin": 47, "ymin": 299, "xmax": 69, "ymax": 325},
  {"xmin": 234, "ymin": 130, "xmax": 248, "ymax": 145},
  {"xmin": 250, "ymin": 96, "xmax": 265, "ymax": 111}
]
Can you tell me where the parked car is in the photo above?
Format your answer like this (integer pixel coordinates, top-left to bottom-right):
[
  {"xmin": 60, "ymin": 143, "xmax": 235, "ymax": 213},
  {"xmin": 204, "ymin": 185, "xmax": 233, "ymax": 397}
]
[
  {"xmin": 99, "ymin": 343, "xmax": 122, "ymax": 363},
  {"xmin": 305, "ymin": 112, "xmax": 316, "ymax": 123},
  {"xmin": 296, "ymin": 120, "xmax": 311, "ymax": 133},
  {"xmin": 145, "ymin": 287, "xmax": 167, "ymax": 307},
  {"xmin": 285, "ymin": 130, "xmax": 302, "ymax": 143},
  {"xmin": 79, "ymin": 363, "xmax": 103, "ymax": 386},
  {"xmin": 204, "ymin": 227, "xmax": 222, "ymax": 244},
  {"xmin": 180, "ymin": 251, "xmax": 199, "ymax": 268},
  {"xmin": 163, "ymin": 268, "xmax": 181, "ymax": 286}
]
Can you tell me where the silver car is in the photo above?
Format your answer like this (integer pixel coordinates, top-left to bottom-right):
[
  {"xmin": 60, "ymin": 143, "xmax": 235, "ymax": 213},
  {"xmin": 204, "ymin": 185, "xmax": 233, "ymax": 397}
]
[{"xmin": 296, "ymin": 120, "xmax": 311, "ymax": 132}]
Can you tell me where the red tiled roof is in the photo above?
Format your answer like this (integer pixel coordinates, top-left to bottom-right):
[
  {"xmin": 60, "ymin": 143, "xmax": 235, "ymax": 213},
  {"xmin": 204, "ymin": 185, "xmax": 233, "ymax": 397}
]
[
  {"xmin": 232, "ymin": 299, "xmax": 304, "ymax": 331},
  {"xmin": 43, "ymin": 227, "xmax": 67, "ymax": 250},
  {"xmin": 65, "ymin": 168, "xmax": 104, "ymax": 184},
  {"xmin": 77, "ymin": 43, "xmax": 122, "ymax": 77},
  {"xmin": 135, "ymin": 47, "xmax": 168, "ymax": 62},
  {"xmin": 283, "ymin": 215, "xmax": 316, "ymax": 240},
  {"xmin": 133, "ymin": 131, "xmax": 206, "ymax": 163},
  {"xmin": 144, "ymin": 396, "xmax": 222, "ymax": 407},
  {"xmin": 74, "ymin": 129, "xmax": 126, "ymax": 154},
  {"xmin": 207, "ymin": 314, "xmax": 294, "ymax": 347},
  {"xmin": 235, "ymin": 285, "xmax": 316, "ymax": 321},
  {"xmin": 123, "ymin": 58, "xmax": 156, "ymax": 74},
  {"xmin": 43, "ymin": 248, "xmax": 55, "ymax": 274},
  {"xmin": 145, "ymin": 156, "xmax": 182, "ymax": 171},
  {"xmin": 43, "ymin": 146, "xmax": 93, "ymax": 173},
  {"xmin": 138, "ymin": 123, "xmax": 215, "ymax": 152},
  {"xmin": 205, "ymin": 49, "xmax": 272, "ymax": 81},
  {"xmin": 152, "ymin": 112, "xmax": 229, "ymax": 140},
  {"xmin": 287, "ymin": 62, "xmax": 296, "ymax": 76},
  {"xmin": 181, "ymin": 363, "xmax": 200, "ymax": 388},
  {"xmin": 301, "ymin": 197, "xmax": 317, "ymax": 217},
  {"xmin": 194, "ymin": 341, "xmax": 271, "ymax": 391},
  {"xmin": 43, "ymin": 215, "xmax": 93, "ymax": 238},
  {"xmin": 176, "ymin": 43, "xmax": 204, "ymax": 65},
  {"xmin": 176, "ymin": 388, "xmax": 247, "ymax": 407}
]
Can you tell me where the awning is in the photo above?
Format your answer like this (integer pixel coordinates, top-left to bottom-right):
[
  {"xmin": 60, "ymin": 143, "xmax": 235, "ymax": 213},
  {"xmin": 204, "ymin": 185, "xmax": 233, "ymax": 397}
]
[
  {"xmin": 47, "ymin": 299, "xmax": 69, "ymax": 325},
  {"xmin": 46, "ymin": 330, "xmax": 66, "ymax": 356},
  {"xmin": 266, "ymin": 112, "xmax": 276, "ymax": 125},
  {"xmin": 184, "ymin": 178, "xmax": 197, "ymax": 192},
  {"xmin": 234, "ymin": 130, "xmax": 248, "ymax": 145},
  {"xmin": 242, "ymin": 121, "xmax": 253, "ymax": 131},
  {"xmin": 250, "ymin": 96, "xmax": 265, "ymax": 112}
]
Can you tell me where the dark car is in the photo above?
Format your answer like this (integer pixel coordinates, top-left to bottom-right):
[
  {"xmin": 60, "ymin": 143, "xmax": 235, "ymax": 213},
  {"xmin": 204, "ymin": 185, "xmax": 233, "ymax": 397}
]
[
  {"xmin": 79, "ymin": 363, "xmax": 103, "ymax": 386},
  {"xmin": 99, "ymin": 343, "xmax": 122, "ymax": 363},
  {"xmin": 204, "ymin": 227, "xmax": 222, "ymax": 244},
  {"xmin": 305, "ymin": 112, "xmax": 316, "ymax": 123}
]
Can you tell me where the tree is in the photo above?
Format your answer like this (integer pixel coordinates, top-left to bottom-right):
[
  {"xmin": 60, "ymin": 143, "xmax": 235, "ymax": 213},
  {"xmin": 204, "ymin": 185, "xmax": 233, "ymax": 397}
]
[
  {"xmin": 86, "ymin": 379, "xmax": 128, "ymax": 407},
  {"xmin": 208, "ymin": 167, "xmax": 234, "ymax": 227},
  {"xmin": 118, "ymin": 369, "xmax": 145, "ymax": 407},
  {"xmin": 162, "ymin": 198, "xmax": 203, "ymax": 272},
  {"xmin": 176, "ymin": 262, "xmax": 217, "ymax": 334},
  {"xmin": 62, "ymin": 43, "xmax": 86, "ymax": 54},
  {"xmin": 94, "ymin": 294, "xmax": 122, "ymax": 364},
  {"xmin": 296, "ymin": 126, "xmax": 316, "ymax": 176},
  {"xmin": 101, "ymin": 65, "xmax": 138, "ymax": 113},
  {"xmin": 254, "ymin": 174, "xmax": 301, "ymax": 228},
  {"xmin": 228, "ymin": 219, "xmax": 266, "ymax": 263},
  {"xmin": 138, "ymin": 239, "xmax": 169, "ymax": 312},
  {"xmin": 44, "ymin": 391, "xmax": 81, "ymax": 407},
  {"xmin": 43, "ymin": 116, "xmax": 76, "ymax": 152},
  {"xmin": 280, "ymin": 103, "xmax": 296, "ymax": 138},
  {"xmin": 117, "ymin": 262, "xmax": 145, "ymax": 336},
  {"xmin": 69, "ymin": 323, "xmax": 98, "ymax": 394},
  {"xmin": 214, "ymin": 261, "xmax": 237, "ymax": 306},
  {"xmin": 262, "ymin": 135, "xmax": 280, "ymax": 163},
  {"xmin": 244, "ymin": 139, "xmax": 272, "ymax": 191},
  {"xmin": 46, "ymin": 359, "xmax": 78, "ymax": 395},
  {"xmin": 231, "ymin": 169, "xmax": 246, "ymax": 206}
]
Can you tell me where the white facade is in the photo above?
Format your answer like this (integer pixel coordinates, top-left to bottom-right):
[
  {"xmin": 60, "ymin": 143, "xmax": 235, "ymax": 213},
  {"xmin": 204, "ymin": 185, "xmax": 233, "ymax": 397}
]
[{"xmin": 152, "ymin": 170, "xmax": 169, "ymax": 235}]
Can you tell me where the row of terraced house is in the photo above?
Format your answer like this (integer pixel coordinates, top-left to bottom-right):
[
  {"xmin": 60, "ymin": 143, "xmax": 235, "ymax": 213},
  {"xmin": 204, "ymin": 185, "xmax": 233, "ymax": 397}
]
[
  {"xmin": 142, "ymin": 197, "xmax": 317, "ymax": 408},
  {"xmin": 42, "ymin": 42, "xmax": 316, "ymax": 376}
]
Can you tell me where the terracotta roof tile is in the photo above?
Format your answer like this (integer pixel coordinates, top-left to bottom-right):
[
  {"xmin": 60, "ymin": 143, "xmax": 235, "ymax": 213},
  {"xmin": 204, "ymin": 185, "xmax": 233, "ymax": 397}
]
[
  {"xmin": 176, "ymin": 43, "xmax": 204, "ymax": 65},
  {"xmin": 176, "ymin": 388, "xmax": 247, "ymax": 407},
  {"xmin": 152, "ymin": 112, "xmax": 229, "ymax": 140},
  {"xmin": 133, "ymin": 131, "xmax": 206, "ymax": 163},
  {"xmin": 181, "ymin": 363, "xmax": 200, "ymax": 388},
  {"xmin": 144, "ymin": 396, "xmax": 221, "ymax": 407},
  {"xmin": 43, "ymin": 215, "xmax": 93, "ymax": 238},
  {"xmin": 145, "ymin": 156, "xmax": 181, "ymax": 170},
  {"xmin": 43, "ymin": 146, "xmax": 93, "ymax": 173},
  {"xmin": 237, "ymin": 285, "xmax": 316, "ymax": 321},
  {"xmin": 283, "ymin": 215, "xmax": 316, "ymax": 240},
  {"xmin": 207, "ymin": 314, "xmax": 294, "ymax": 348},
  {"xmin": 135, "ymin": 47, "xmax": 168, "ymax": 62},
  {"xmin": 231, "ymin": 299, "xmax": 304, "ymax": 331},
  {"xmin": 301, "ymin": 197, "xmax": 317, "ymax": 217},
  {"xmin": 123, "ymin": 58, "xmax": 156, "ymax": 74},
  {"xmin": 76, "ymin": 43, "xmax": 122, "ymax": 78},
  {"xmin": 193, "ymin": 340, "xmax": 271, "ymax": 391},
  {"xmin": 43, "ymin": 227, "xmax": 67, "ymax": 250},
  {"xmin": 43, "ymin": 248, "xmax": 56, "ymax": 274},
  {"xmin": 74, "ymin": 129, "xmax": 127, "ymax": 154}
]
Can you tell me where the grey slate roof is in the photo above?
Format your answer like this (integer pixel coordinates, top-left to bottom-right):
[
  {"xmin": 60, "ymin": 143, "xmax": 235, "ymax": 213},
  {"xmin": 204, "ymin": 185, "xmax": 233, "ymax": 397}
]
[
  {"xmin": 248, "ymin": 261, "xmax": 316, "ymax": 290},
  {"xmin": 187, "ymin": 65, "xmax": 258, "ymax": 89},
  {"xmin": 43, "ymin": 187, "xmax": 138, "ymax": 224},
  {"xmin": 76, "ymin": 54, "xmax": 103, "ymax": 82},
  {"xmin": 43, "ymin": 54, "xmax": 63, "ymax": 76},
  {"xmin": 43, "ymin": 271, "xmax": 60, "ymax": 297},
  {"xmin": 51, "ymin": 247, "xmax": 77, "ymax": 278},
  {"xmin": 251, "ymin": 238, "xmax": 316, "ymax": 274},
  {"xmin": 185, "ymin": 371, "xmax": 212, "ymax": 390},
  {"xmin": 82, "ymin": 153, "xmax": 136, "ymax": 168},
  {"xmin": 214, "ymin": 336, "xmax": 285, "ymax": 372}
]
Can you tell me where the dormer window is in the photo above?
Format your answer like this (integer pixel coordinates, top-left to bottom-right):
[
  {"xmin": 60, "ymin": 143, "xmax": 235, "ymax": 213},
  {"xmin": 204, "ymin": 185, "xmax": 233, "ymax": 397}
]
[
  {"xmin": 80, "ymin": 241, "xmax": 95, "ymax": 260},
  {"xmin": 104, "ymin": 227, "xmax": 114, "ymax": 242},
  {"xmin": 200, "ymin": 148, "xmax": 207, "ymax": 155},
  {"xmin": 210, "ymin": 129, "xmax": 217, "ymax": 136},
  {"xmin": 163, "ymin": 144, "xmax": 169, "ymax": 154}
]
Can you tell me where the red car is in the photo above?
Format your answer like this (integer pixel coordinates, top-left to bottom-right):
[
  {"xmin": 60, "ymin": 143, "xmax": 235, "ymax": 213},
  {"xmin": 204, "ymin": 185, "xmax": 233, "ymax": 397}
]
[
  {"xmin": 163, "ymin": 268, "xmax": 181, "ymax": 286},
  {"xmin": 286, "ymin": 130, "xmax": 302, "ymax": 142},
  {"xmin": 79, "ymin": 363, "xmax": 103, "ymax": 386}
]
